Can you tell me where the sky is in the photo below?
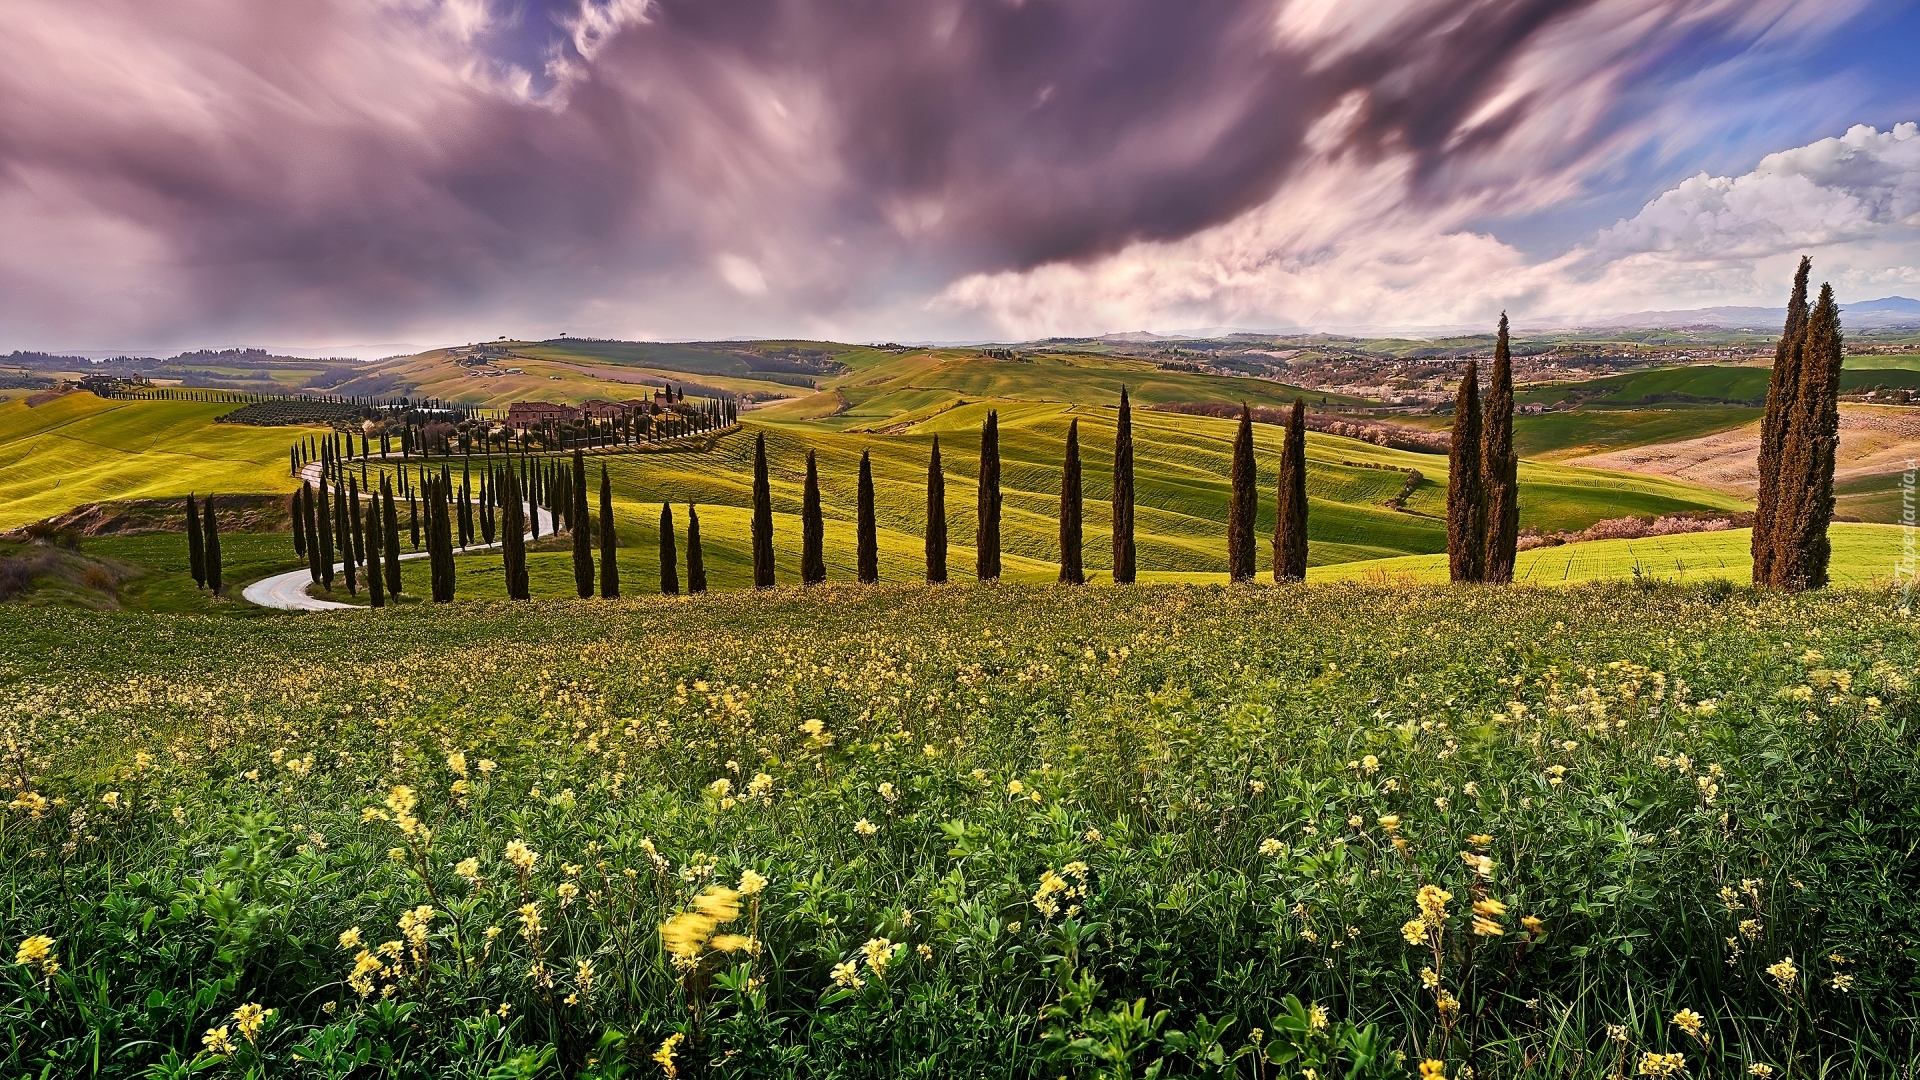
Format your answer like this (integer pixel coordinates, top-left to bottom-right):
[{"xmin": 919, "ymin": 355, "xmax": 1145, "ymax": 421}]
[{"xmin": 1, "ymin": 0, "xmax": 1917, "ymax": 354}]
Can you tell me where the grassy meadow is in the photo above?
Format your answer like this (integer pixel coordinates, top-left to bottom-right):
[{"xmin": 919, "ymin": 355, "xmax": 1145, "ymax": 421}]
[
  {"xmin": 4, "ymin": 584, "xmax": 1917, "ymax": 1078},
  {"xmin": 0, "ymin": 393, "xmax": 300, "ymax": 531}
]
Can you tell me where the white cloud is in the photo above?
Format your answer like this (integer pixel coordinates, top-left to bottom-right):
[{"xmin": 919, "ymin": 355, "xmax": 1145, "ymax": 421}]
[{"xmin": 940, "ymin": 122, "xmax": 1920, "ymax": 335}]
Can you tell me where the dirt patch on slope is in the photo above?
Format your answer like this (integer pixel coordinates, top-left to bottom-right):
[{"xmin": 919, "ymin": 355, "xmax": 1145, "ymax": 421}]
[
  {"xmin": 9, "ymin": 495, "xmax": 292, "ymax": 537},
  {"xmin": 1568, "ymin": 405, "xmax": 1920, "ymax": 496}
]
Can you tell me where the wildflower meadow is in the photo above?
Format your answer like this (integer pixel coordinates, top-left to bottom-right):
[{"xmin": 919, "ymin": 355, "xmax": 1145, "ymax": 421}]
[{"xmin": 3, "ymin": 582, "xmax": 1917, "ymax": 1078}]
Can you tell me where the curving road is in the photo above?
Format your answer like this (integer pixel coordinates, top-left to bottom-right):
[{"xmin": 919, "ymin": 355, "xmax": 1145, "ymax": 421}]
[{"xmin": 243, "ymin": 461, "xmax": 556, "ymax": 611}]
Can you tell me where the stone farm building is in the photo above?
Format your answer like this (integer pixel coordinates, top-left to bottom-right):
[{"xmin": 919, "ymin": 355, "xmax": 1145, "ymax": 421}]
[{"xmin": 504, "ymin": 394, "xmax": 670, "ymax": 431}]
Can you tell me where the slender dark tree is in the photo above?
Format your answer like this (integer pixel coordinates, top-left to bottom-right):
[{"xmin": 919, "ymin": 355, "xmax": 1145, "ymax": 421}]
[
  {"xmin": 339, "ymin": 479, "xmax": 358, "ymax": 595},
  {"xmin": 1111, "ymin": 389, "xmax": 1136, "ymax": 584},
  {"xmin": 751, "ymin": 433, "xmax": 775, "ymax": 588},
  {"xmin": 347, "ymin": 475, "xmax": 366, "ymax": 595},
  {"xmin": 1059, "ymin": 419, "xmax": 1084, "ymax": 584},
  {"xmin": 659, "ymin": 503, "xmax": 681, "ymax": 595},
  {"xmin": 382, "ymin": 477, "xmax": 402, "ymax": 598},
  {"xmin": 857, "ymin": 451, "xmax": 879, "ymax": 584},
  {"xmin": 599, "ymin": 464, "xmax": 619, "ymax": 598},
  {"xmin": 430, "ymin": 478, "xmax": 456, "ymax": 603},
  {"xmin": 305, "ymin": 482, "xmax": 324, "ymax": 585},
  {"xmin": 291, "ymin": 486, "xmax": 307, "ymax": 559},
  {"xmin": 408, "ymin": 485, "xmax": 421, "ymax": 550},
  {"xmin": 366, "ymin": 486, "xmax": 386, "ymax": 608},
  {"xmin": 202, "ymin": 496, "xmax": 222, "ymax": 595},
  {"xmin": 571, "ymin": 449, "xmax": 594, "ymax": 598},
  {"xmin": 1753, "ymin": 256, "xmax": 1813, "ymax": 585},
  {"xmin": 1227, "ymin": 405, "xmax": 1257, "ymax": 583},
  {"xmin": 479, "ymin": 473, "xmax": 495, "ymax": 546},
  {"xmin": 186, "ymin": 493, "xmax": 206, "ymax": 588},
  {"xmin": 976, "ymin": 411, "xmax": 1002, "ymax": 582},
  {"xmin": 926, "ymin": 438, "xmax": 948, "ymax": 583},
  {"xmin": 501, "ymin": 470, "xmax": 530, "ymax": 600},
  {"xmin": 801, "ymin": 450, "xmax": 826, "ymax": 585},
  {"xmin": 1273, "ymin": 398, "xmax": 1309, "ymax": 583},
  {"xmin": 1481, "ymin": 314, "xmax": 1519, "ymax": 584},
  {"xmin": 1771, "ymin": 283, "xmax": 1844, "ymax": 590},
  {"xmin": 318, "ymin": 476, "xmax": 336, "ymax": 589},
  {"xmin": 1446, "ymin": 361, "xmax": 1486, "ymax": 583},
  {"xmin": 686, "ymin": 504, "xmax": 707, "ymax": 594}
]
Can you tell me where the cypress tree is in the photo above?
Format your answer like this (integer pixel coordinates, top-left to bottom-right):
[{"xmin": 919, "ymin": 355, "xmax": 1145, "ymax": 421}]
[
  {"xmin": 1059, "ymin": 418, "xmax": 1084, "ymax": 584},
  {"xmin": 571, "ymin": 449, "xmax": 594, "ymax": 599},
  {"xmin": 202, "ymin": 496, "xmax": 222, "ymax": 595},
  {"xmin": 291, "ymin": 486, "xmax": 307, "ymax": 558},
  {"xmin": 318, "ymin": 476, "xmax": 336, "ymax": 590},
  {"xmin": 977, "ymin": 411, "xmax": 1002, "ymax": 582},
  {"xmin": 857, "ymin": 450, "xmax": 879, "ymax": 584},
  {"xmin": 350, "ymin": 474, "xmax": 367, "ymax": 571},
  {"xmin": 408, "ymin": 487, "xmax": 420, "ymax": 550},
  {"xmin": 1446, "ymin": 361, "xmax": 1486, "ymax": 583},
  {"xmin": 1480, "ymin": 314, "xmax": 1519, "ymax": 584},
  {"xmin": 1753, "ymin": 257, "xmax": 1813, "ymax": 585},
  {"xmin": 1227, "ymin": 405, "xmax": 1257, "ymax": 583},
  {"xmin": 479, "ymin": 472, "xmax": 495, "ymax": 545},
  {"xmin": 801, "ymin": 450, "xmax": 826, "ymax": 585},
  {"xmin": 751, "ymin": 433, "xmax": 775, "ymax": 588},
  {"xmin": 366, "ymin": 487, "xmax": 386, "ymax": 608},
  {"xmin": 686, "ymin": 504, "xmax": 707, "ymax": 594},
  {"xmin": 502, "ymin": 471, "xmax": 530, "ymax": 600},
  {"xmin": 599, "ymin": 464, "xmax": 619, "ymax": 598},
  {"xmin": 1112, "ymin": 389, "xmax": 1136, "ymax": 584},
  {"xmin": 382, "ymin": 478, "xmax": 402, "ymax": 598},
  {"xmin": 305, "ymin": 482, "xmax": 324, "ymax": 585},
  {"xmin": 340, "ymin": 479, "xmax": 358, "ymax": 596},
  {"xmin": 660, "ymin": 503, "xmax": 680, "ymax": 595},
  {"xmin": 186, "ymin": 493, "xmax": 206, "ymax": 588},
  {"xmin": 431, "ymin": 478, "xmax": 456, "ymax": 603},
  {"xmin": 1771, "ymin": 283, "xmax": 1844, "ymax": 590},
  {"xmin": 926, "ymin": 438, "xmax": 947, "ymax": 583},
  {"xmin": 1273, "ymin": 398, "xmax": 1308, "ymax": 583}
]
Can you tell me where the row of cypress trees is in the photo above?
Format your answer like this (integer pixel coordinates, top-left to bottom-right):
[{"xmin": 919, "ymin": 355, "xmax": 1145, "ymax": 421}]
[
  {"xmin": 1752, "ymin": 257, "xmax": 1844, "ymax": 591},
  {"xmin": 745, "ymin": 387, "xmax": 1314, "ymax": 587},
  {"xmin": 1444, "ymin": 314, "xmax": 1520, "ymax": 583},
  {"xmin": 290, "ymin": 473, "xmax": 404, "ymax": 604},
  {"xmin": 184, "ymin": 494, "xmax": 222, "ymax": 594}
]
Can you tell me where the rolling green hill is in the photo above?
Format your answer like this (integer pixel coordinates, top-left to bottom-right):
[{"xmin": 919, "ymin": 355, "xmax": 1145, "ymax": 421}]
[{"xmin": 0, "ymin": 393, "xmax": 301, "ymax": 531}]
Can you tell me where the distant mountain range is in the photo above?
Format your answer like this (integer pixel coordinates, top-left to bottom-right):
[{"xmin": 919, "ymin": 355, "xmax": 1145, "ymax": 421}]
[{"xmin": 1567, "ymin": 297, "xmax": 1920, "ymax": 332}]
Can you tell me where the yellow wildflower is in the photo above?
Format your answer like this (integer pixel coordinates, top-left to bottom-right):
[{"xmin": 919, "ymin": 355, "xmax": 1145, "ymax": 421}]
[
  {"xmin": 232, "ymin": 1003, "xmax": 271, "ymax": 1044},
  {"xmin": 653, "ymin": 1032, "xmax": 684, "ymax": 1079},
  {"xmin": 854, "ymin": 818, "xmax": 878, "ymax": 837},
  {"xmin": 505, "ymin": 839, "xmax": 539, "ymax": 873},
  {"xmin": 1419, "ymin": 1061, "xmax": 1445, "ymax": 1080},
  {"xmin": 1671, "ymin": 1008, "xmax": 1704, "ymax": 1037},
  {"xmin": 1765, "ymin": 956, "xmax": 1797, "ymax": 991},
  {"xmin": 739, "ymin": 868, "xmax": 769, "ymax": 896},
  {"xmin": 202, "ymin": 1026, "xmax": 236, "ymax": 1056},
  {"xmin": 338, "ymin": 927, "xmax": 362, "ymax": 950}
]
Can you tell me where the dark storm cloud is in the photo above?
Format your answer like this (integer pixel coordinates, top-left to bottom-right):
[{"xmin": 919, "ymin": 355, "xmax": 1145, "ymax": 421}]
[{"xmin": 0, "ymin": 0, "xmax": 1843, "ymax": 345}]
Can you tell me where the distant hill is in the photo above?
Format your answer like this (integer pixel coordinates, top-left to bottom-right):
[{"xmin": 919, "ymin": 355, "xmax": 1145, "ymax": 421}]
[{"xmin": 1573, "ymin": 297, "xmax": 1920, "ymax": 332}]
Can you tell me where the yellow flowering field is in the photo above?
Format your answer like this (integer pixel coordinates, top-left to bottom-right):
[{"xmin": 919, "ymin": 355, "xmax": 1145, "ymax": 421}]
[{"xmin": 1, "ymin": 582, "xmax": 1915, "ymax": 1078}]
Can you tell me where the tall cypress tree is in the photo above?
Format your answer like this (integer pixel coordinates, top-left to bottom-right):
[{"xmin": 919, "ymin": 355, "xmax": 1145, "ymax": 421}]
[
  {"xmin": 1753, "ymin": 257, "xmax": 1813, "ymax": 586},
  {"xmin": 1771, "ymin": 283, "xmax": 1844, "ymax": 590},
  {"xmin": 366, "ymin": 487, "xmax": 386, "ymax": 609},
  {"xmin": 686, "ymin": 504, "xmax": 707, "ymax": 594},
  {"xmin": 1273, "ymin": 398, "xmax": 1309, "ymax": 583},
  {"xmin": 502, "ymin": 471, "xmax": 530, "ymax": 600},
  {"xmin": 306, "ymin": 482, "xmax": 324, "ymax": 585},
  {"xmin": 660, "ymin": 503, "xmax": 680, "ymax": 595},
  {"xmin": 291, "ymin": 486, "xmax": 307, "ymax": 559},
  {"xmin": 382, "ymin": 477, "xmax": 402, "ymax": 598},
  {"xmin": 571, "ymin": 449, "xmax": 594, "ymax": 599},
  {"xmin": 347, "ymin": 475, "xmax": 366, "ymax": 596},
  {"xmin": 409, "ymin": 486, "xmax": 421, "ymax": 550},
  {"xmin": 1446, "ymin": 361, "xmax": 1486, "ymax": 583},
  {"xmin": 857, "ymin": 450, "xmax": 879, "ymax": 584},
  {"xmin": 751, "ymin": 433, "xmax": 775, "ymax": 588},
  {"xmin": 202, "ymin": 496, "xmax": 222, "ymax": 595},
  {"xmin": 599, "ymin": 464, "xmax": 620, "ymax": 598},
  {"xmin": 801, "ymin": 450, "xmax": 827, "ymax": 585},
  {"xmin": 1059, "ymin": 418, "xmax": 1084, "ymax": 585},
  {"xmin": 432, "ymin": 478, "xmax": 456, "ymax": 603},
  {"xmin": 186, "ymin": 493, "xmax": 206, "ymax": 588},
  {"xmin": 926, "ymin": 437, "xmax": 948, "ymax": 583},
  {"xmin": 1480, "ymin": 314, "xmax": 1519, "ymax": 584},
  {"xmin": 1112, "ymin": 389, "xmax": 1136, "ymax": 585},
  {"xmin": 340, "ymin": 480, "xmax": 359, "ymax": 596},
  {"xmin": 1227, "ymin": 405, "xmax": 1257, "ymax": 583},
  {"xmin": 977, "ymin": 411, "xmax": 1002, "ymax": 582},
  {"xmin": 318, "ymin": 476, "xmax": 336, "ymax": 590}
]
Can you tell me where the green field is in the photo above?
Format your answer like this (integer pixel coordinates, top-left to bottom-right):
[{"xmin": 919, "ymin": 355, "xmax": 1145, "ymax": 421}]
[
  {"xmin": 285, "ymin": 402, "xmax": 1741, "ymax": 609},
  {"xmin": 0, "ymin": 393, "xmax": 301, "ymax": 530},
  {"xmin": 3, "ymin": 584, "xmax": 1915, "ymax": 1076},
  {"xmin": 1512, "ymin": 406, "xmax": 1759, "ymax": 459},
  {"xmin": 1312, "ymin": 523, "xmax": 1905, "ymax": 586}
]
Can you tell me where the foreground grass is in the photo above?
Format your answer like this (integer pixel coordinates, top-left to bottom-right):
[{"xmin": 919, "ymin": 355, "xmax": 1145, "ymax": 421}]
[{"xmin": 3, "ymin": 584, "xmax": 1917, "ymax": 1078}]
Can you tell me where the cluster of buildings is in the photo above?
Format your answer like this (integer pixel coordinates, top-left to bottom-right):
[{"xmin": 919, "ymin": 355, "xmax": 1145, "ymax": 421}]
[{"xmin": 503, "ymin": 391, "xmax": 678, "ymax": 430}]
